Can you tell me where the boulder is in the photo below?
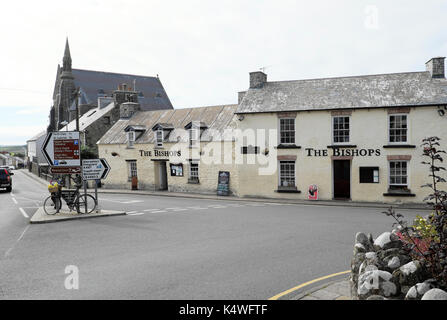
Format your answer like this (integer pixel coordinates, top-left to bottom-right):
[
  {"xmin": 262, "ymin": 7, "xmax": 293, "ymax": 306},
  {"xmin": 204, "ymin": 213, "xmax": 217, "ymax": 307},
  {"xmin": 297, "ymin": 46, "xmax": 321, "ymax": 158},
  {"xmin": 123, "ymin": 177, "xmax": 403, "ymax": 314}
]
[
  {"xmin": 392, "ymin": 261, "xmax": 426, "ymax": 295},
  {"xmin": 355, "ymin": 232, "xmax": 373, "ymax": 251},
  {"xmin": 405, "ymin": 280, "xmax": 436, "ymax": 300},
  {"xmin": 386, "ymin": 256, "xmax": 401, "ymax": 270},
  {"xmin": 421, "ymin": 288, "xmax": 447, "ymax": 300},
  {"xmin": 366, "ymin": 295, "xmax": 387, "ymax": 300},
  {"xmin": 358, "ymin": 269, "xmax": 397, "ymax": 299}
]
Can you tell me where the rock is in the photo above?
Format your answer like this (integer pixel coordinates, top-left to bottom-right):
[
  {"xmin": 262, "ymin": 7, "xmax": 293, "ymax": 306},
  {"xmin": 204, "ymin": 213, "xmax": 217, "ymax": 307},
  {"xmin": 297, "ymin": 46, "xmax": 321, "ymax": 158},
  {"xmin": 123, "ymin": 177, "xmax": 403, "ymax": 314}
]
[
  {"xmin": 421, "ymin": 288, "xmax": 447, "ymax": 300},
  {"xmin": 367, "ymin": 295, "xmax": 387, "ymax": 300},
  {"xmin": 355, "ymin": 232, "xmax": 373, "ymax": 251},
  {"xmin": 354, "ymin": 243, "xmax": 366, "ymax": 255},
  {"xmin": 387, "ymin": 256, "xmax": 400, "ymax": 270},
  {"xmin": 405, "ymin": 281, "xmax": 436, "ymax": 300},
  {"xmin": 365, "ymin": 252, "xmax": 379, "ymax": 265},
  {"xmin": 358, "ymin": 270, "xmax": 397, "ymax": 299},
  {"xmin": 374, "ymin": 232, "xmax": 391, "ymax": 249},
  {"xmin": 392, "ymin": 261, "xmax": 426, "ymax": 295}
]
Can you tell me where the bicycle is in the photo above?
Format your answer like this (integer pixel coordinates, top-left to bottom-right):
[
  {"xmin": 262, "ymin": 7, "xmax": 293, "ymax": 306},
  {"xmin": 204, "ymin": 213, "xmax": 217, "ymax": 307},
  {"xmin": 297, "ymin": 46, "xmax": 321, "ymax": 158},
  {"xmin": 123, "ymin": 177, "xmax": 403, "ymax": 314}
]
[{"xmin": 43, "ymin": 175, "xmax": 97, "ymax": 215}]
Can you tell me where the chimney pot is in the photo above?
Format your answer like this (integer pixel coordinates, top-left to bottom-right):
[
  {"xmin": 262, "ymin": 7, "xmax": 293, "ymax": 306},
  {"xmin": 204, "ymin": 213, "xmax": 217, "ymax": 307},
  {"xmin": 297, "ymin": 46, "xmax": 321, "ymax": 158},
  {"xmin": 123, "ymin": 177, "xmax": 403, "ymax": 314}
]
[
  {"xmin": 426, "ymin": 57, "xmax": 445, "ymax": 78},
  {"xmin": 249, "ymin": 71, "xmax": 267, "ymax": 89}
]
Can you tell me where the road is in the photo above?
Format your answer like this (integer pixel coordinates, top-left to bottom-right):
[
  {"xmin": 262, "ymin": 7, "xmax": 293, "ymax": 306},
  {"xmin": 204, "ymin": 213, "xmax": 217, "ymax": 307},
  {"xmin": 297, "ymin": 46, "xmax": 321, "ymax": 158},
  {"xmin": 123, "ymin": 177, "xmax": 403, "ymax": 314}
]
[{"xmin": 0, "ymin": 170, "xmax": 424, "ymax": 299}]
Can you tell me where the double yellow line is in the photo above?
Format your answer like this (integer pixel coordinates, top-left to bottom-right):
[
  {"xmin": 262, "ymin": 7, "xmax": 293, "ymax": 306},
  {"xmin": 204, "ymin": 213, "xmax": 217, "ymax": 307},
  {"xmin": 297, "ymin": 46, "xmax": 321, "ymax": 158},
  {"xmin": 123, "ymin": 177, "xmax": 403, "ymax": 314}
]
[{"xmin": 268, "ymin": 270, "xmax": 350, "ymax": 300}]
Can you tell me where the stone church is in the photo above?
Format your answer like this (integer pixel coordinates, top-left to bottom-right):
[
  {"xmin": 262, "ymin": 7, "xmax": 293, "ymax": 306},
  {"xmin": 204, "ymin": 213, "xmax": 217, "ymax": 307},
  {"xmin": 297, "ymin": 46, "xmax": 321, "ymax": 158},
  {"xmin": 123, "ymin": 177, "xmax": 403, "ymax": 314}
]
[{"xmin": 47, "ymin": 39, "xmax": 173, "ymax": 154}]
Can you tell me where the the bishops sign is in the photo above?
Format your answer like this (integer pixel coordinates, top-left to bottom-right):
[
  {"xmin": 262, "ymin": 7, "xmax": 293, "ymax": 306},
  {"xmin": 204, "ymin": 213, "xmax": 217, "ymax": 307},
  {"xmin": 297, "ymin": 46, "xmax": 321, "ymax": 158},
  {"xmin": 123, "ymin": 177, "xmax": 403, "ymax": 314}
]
[
  {"xmin": 82, "ymin": 158, "xmax": 110, "ymax": 180},
  {"xmin": 42, "ymin": 131, "xmax": 81, "ymax": 167}
]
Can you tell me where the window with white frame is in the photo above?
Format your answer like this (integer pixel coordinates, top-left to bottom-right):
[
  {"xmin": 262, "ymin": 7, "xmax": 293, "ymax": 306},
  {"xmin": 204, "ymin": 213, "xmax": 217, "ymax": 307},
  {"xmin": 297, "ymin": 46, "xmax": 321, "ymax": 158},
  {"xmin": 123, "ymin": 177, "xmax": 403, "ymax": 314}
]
[
  {"xmin": 333, "ymin": 116, "xmax": 350, "ymax": 143},
  {"xmin": 189, "ymin": 161, "xmax": 199, "ymax": 182},
  {"xmin": 279, "ymin": 118, "xmax": 295, "ymax": 144},
  {"xmin": 189, "ymin": 128, "xmax": 199, "ymax": 148},
  {"xmin": 389, "ymin": 161, "xmax": 408, "ymax": 190},
  {"xmin": 156, "ymin": 129, "xmax": 163, "ymax": 148},
  {"xmin": 127, "ymin": 131, "xmax": 135, "ymax": 148},
  {"xmin": 279, "ymin": 161, "xmax": 296, "ymax": 188},
  {"xmin": 389, "ymin": 115, "xmax": 407, "ymax": 143},
  {"xmin": 127, "ymin": 160, "xmax": 137, "ymax": 182}
]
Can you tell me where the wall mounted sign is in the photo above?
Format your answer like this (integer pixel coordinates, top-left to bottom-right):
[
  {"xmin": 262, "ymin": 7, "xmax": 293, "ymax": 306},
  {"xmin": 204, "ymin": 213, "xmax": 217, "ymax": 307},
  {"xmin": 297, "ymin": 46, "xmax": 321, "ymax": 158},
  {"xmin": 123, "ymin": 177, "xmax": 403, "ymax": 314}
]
[
  {"xmin": 139, "ymin": 149, "xmax": 181, "ymax": 157},
  {"xmin": 217, "ymin": 171, "xmax": 230, "ymax": 196},
  {"xmin": 305, "ymin": 148, "xmax": 381, "ymax": 157},
  {"xmin": 170, "ymin": 163, "xmax": 183, "ymax": 176}
]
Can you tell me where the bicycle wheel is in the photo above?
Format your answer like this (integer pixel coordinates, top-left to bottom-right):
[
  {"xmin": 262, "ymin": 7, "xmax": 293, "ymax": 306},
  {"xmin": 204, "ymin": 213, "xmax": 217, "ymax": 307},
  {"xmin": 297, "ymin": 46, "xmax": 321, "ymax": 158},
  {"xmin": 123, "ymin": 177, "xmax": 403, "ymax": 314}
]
[
  {"xmin": 76, "ymin": 194, "xmax": 97, "ymax": 214},
  {"xmin": 43, "ymin": 196, "xmax": 61, "ymax": 215}
]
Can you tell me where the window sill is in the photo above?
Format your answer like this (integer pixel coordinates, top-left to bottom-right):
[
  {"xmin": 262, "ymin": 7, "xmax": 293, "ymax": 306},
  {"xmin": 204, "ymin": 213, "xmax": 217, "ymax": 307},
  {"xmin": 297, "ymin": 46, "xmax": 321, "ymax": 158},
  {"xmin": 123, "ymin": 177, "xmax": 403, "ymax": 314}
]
[
  {"xmin": 275, "ymin": 144, "xmax": 301, "ymax": 149},
  {"xmin": 275, "ymin": 187, "xmax": 301, "ymax": 193},
  {"xmin": 327, "ymin": 144, "xmax": 357, "ymax": 148},
  {"xmin": 188, "ymin": 179, "xmax": 200, "ymax": 184},
  {"xmin": 383, "ymin": 144, "xmax": 416, "ymax": 149},
  {"xmin": 383, "ymin": 189, "xmax": 415, "ymax": 197}
]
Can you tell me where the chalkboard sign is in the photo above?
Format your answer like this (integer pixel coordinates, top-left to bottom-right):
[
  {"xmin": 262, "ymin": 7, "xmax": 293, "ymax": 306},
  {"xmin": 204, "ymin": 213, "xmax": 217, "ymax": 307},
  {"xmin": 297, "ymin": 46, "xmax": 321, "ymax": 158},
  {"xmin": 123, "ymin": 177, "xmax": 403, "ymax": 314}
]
[{"xmin": 217, "ymin": 171, "xmax": 230, "ymax": 196}]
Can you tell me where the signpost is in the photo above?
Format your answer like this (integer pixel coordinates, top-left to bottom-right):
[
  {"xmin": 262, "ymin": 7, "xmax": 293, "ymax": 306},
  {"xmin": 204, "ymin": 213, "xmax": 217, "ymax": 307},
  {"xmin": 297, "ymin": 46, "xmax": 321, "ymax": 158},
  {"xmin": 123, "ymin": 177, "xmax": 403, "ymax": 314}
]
[
  {"xmin": 42, "ymin": 131, "xmax": 81, "ymax": 167},
  {"xmin": 49, "ymin": 166, "xmax": 82, "ymax": 174},
  {"xmin": 82, "ymin": 159, "xmax": 110, "ymax": 180}
]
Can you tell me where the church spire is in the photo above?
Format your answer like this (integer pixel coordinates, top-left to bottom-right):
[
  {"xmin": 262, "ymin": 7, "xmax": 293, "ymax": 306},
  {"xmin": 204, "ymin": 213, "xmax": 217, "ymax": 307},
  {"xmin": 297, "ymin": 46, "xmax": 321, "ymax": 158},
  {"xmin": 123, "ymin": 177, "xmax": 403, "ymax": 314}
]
[{"xmin": 62, "ymin": 38, "xmax": 72, "ymax": 72}]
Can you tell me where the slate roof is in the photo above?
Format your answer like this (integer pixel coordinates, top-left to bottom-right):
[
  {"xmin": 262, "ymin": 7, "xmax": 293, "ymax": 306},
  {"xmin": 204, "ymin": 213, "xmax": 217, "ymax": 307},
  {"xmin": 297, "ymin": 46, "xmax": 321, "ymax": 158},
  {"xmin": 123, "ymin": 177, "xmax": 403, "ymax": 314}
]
[
  {"xmin": 98, "ymin": 104, "xmax": 238, "ymax": 145},
  {"xmin": 61, "ymin": 102, "xmax": 115, "ymax": 132},
  {"xmin": 236, "ymin": 71, "xmax": 447, "ymax": 114},
  {"xmin": 68, "ymin": 69, "xmax": 173, "ymax": 111}
]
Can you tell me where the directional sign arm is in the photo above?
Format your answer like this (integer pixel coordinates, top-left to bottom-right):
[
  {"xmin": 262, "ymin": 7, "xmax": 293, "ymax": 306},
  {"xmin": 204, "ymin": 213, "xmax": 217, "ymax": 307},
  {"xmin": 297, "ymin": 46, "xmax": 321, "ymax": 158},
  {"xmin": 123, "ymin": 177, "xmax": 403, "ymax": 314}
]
[{"xmin": 100, "ymin": 158, "xmax": 110, "ymax": 180}]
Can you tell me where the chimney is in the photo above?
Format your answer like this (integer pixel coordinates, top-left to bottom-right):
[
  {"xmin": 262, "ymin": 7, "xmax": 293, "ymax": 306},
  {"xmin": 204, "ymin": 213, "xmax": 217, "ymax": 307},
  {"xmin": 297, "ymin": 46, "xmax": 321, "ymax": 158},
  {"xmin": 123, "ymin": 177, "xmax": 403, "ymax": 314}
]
[
  {"xmin": 249, "ymin": 71, "xmax": 267, "ymax": 88},
  {"xmin": 238, "ymin": 91, "xmax": 246, "ymax": 104},
  {"xmin": 120, "ymin": 102, "xmax": 140, "ymax": 119},
  {"xmin": 426, "ymin": 57, "xmax": 445, "ymax": 78}
]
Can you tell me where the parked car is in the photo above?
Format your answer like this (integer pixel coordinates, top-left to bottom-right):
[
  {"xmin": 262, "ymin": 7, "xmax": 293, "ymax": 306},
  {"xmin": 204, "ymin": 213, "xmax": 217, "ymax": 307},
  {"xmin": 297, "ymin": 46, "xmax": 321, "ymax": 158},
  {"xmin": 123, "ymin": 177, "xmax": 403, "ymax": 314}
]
[
  {"xmin": 0, "ymin": 168, "xmax": 12, "ymax": 192},
  {"xmin": 0, "ymin": 165, "xmax": 12, "ymax": 174},
  {"xmin": 8, "ymin": 165, "xmax": 15, "ymax": 171}
]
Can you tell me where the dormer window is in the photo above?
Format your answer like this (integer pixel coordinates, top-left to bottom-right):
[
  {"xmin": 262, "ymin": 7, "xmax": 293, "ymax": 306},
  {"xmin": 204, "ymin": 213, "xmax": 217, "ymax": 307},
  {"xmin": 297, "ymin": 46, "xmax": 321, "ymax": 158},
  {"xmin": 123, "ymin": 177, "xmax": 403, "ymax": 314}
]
[
  {"xmin": 156, "ymin": 128, "xmax": 164, "ymax": 148},
  {"xmin": 184, "ymin": 121, "xmax": 208, "ymax": 148},
  {"xmin": 127, "ymin": 131, "xmax": 135, "ymax": 148}
]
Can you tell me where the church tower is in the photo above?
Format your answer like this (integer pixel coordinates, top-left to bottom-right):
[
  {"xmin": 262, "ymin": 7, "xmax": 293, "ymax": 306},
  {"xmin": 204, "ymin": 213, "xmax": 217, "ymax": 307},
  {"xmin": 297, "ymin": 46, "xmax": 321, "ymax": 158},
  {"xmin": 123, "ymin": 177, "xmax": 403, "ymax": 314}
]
[{"xmin": 55, "ymin": 38, "xmax": 76, "ymax": 130}]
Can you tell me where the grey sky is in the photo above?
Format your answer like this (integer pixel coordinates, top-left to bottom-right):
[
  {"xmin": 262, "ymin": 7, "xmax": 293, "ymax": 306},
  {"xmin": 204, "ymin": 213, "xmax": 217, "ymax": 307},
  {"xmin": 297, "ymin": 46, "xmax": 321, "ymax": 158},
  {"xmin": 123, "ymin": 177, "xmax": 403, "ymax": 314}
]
[{"xmin": 1, "ymin": 0, "xmax": 446, "ymax": 145}]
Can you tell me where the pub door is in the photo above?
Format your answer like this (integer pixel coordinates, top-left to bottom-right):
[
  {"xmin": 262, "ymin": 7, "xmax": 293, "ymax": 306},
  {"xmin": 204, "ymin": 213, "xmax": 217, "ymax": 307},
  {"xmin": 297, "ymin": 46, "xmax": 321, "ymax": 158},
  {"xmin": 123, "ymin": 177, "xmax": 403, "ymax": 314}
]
[
  {"xmin": 159, "ymin": 161, "xmax": 168, "ymax": 190},
  {"xmin": 333, "ymin": 160, "xmax": 351, "ymax": 199}
]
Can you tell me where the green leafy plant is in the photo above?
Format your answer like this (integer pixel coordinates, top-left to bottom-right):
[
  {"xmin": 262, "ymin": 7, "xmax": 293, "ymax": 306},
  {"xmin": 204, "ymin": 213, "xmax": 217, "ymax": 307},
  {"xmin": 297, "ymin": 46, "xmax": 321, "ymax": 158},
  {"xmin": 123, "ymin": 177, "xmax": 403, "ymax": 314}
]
[{"xmin": 413, "ymin": 214, "xmax": 439, "ymax": 242}]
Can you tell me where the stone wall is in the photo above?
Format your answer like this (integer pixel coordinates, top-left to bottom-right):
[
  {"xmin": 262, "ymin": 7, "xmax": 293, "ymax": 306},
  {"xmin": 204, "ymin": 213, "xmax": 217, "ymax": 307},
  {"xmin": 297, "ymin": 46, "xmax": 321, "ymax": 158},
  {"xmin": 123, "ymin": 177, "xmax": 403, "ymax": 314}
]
[{"xmin": 350, "ymin": 231, "xmax": 447, "ymax": 300}]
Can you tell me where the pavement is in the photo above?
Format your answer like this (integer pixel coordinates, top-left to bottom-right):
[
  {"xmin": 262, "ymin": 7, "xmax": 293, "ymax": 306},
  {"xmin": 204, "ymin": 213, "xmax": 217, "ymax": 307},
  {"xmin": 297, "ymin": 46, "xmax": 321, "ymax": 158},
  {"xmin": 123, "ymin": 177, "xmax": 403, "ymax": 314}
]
[
  {"xmin": 295, "ymin": 278, "xmax": 351, "ymax": 300},
  {"xmin": 1, "ymin": 170, "xmax": 426, "ymax": 299},
  {"xmin": 30, "ymin": 207, "xmax": 126, "ymax": 224},
  {"xmin": 23, "ymin": 169, "xmax": 430, "ymax": 210}
]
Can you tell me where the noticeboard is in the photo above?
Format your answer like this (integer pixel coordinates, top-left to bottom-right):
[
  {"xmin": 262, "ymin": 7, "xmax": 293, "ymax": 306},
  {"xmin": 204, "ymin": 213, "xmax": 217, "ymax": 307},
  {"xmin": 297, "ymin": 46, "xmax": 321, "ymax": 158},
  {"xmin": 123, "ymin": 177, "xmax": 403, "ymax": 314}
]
[
  {"xmin": 217, "ymin": 171, "xmax": 230, "ymax": 196},
  {"xmin": 170, "ymin": 163, "xmax": 183, "ymax": 177}
]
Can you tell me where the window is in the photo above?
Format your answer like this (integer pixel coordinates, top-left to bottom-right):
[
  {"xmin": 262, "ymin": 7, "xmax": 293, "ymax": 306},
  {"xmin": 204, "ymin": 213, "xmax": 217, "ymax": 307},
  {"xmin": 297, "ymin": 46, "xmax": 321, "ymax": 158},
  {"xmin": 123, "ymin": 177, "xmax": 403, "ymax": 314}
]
[
  {"xmin": 156, "ymin": 129, "xmax": 163, "ymax": 148},
  {"xmin": 279, "ymin": 161, "xmax": 296, "ymax": 188},
  {"xmin": 189, "ymin": 128, "xmax": 199, "ymax": 148},
  {"xmin": 279, "ymin": 118, "xmax": 295, "ymax": 144},
  {"xmin": 389, "ymin": 115, "xmax": 407, "ymax": 143},
  {"xmin": 127, "ymin": 131, "xmax": 135, "ymax": 148},
  {"xmin": 127, "ymin": 160, "xmax": 137, "ymax": 182},
  {"xmin": 189, "ymin": 161, "xmax": 199, "ymax": 182},
  {"xmin": 241, "ymin": 146, "xmax": 260, "ymax": 154},
  {"xmin": 333, "ymin": 116, "xmax": 350, "ymax": 143},
  {"xmin": 359, "ymin": 167, "xmax": 379, "ymax": 183},
  {"xmin": 389, "ymin": 161, "xmax": 408, "ymax": 190}
]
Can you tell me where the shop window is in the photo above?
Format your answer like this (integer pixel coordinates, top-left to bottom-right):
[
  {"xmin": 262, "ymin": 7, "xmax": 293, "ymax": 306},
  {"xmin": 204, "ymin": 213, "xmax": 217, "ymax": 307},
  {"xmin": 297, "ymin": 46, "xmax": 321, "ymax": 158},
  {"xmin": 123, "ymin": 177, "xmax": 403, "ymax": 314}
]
[
  {"xmin": 359, "ymin": 167, "xmax": 379, "ymax": 183},
  {"xmin": 333, "ymin": 116, "xmax": 350, "ymax": 143},
  {"xmin": 188, "ymin": 161, "xmax": 199, "ymax": 183},
  {"xmin": 156, "ymin": 129, "xmax": 163, "ymax": 148},
  {"xmin": 279, "ymin": 118, "xmax": 295, "ymax": 144},
  {"xmin": 389, "ymin": 161, "xmax": 408, "ymax": 190},
  {"xmin": 126, "ymin": 160, "xmax": 137, "ymax": 182},
  {"xmin": 279, "ymin": 161, "xmax": 296, "ymax": 188},
  {"xmin": 241, "ymin": 146, "xmax": 260, "ymax": 154},
  {"xmin": 389, "ymin": 115, "xmax": 407, "ymax": 143}
]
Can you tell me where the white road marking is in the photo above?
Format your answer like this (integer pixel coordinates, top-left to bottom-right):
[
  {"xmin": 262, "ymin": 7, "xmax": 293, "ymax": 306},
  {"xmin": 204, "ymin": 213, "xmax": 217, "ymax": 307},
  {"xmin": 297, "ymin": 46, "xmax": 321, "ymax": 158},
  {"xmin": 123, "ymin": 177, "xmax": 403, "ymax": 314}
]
[
  {"xmin": 4, "ymin": 225, "xmax": 30, "ymax": 258},
  {"xmin": 170, "ymin": 208, "xmax": 188, "ymax": 211},
  {"xmin": 19, "ymin": 208, "xmax": 29, "ymax": 218},
  {"xmin": 208, "ymin": 205, "xmax": 227, "ymax": 209},
  {"xmin": 127, "ymin": 211, "xmax": 138, "ymax": 214},
  {"xmin": 127, "ymin": 212, "xmax": 145, "ymax": 216},
  {"xmin": 187, "ymin": 207, "xmax": 208, "ymax": 210},
  {"xmin": 11, "ymin": 197, "xmax": 18, "ymax": 204},
  {"xmin": 144, "ymin": 208, "xmax": 160, "ymax": 212},
  {"xmin": 151, "ymin": 210, "xmax": 167, "ymax": 213}
]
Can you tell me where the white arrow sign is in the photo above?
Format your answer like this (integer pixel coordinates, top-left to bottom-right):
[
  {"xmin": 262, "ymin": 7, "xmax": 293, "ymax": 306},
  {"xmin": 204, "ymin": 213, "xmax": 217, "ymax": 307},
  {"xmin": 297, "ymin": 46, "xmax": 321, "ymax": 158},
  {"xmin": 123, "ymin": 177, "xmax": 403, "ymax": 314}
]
[
  {"xmin": 42, "ymin": 131, "xmax": 81, "ymax": 167},
  {"xmin": 82, "ymin": 158, "xmax": 111, "ymax": 180}
]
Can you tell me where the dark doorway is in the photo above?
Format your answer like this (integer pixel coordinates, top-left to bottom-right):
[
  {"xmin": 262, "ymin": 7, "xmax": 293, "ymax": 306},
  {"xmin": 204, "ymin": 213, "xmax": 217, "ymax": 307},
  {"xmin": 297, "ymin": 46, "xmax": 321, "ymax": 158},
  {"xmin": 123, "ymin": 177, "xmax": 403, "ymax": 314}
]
[
  {"xmin": 158, "ymin": 161, "xmax": 168, "ymax": 190},
  {"xmin": 333, "ymin": 160, "xmax": 350, "ymax": 199}
]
